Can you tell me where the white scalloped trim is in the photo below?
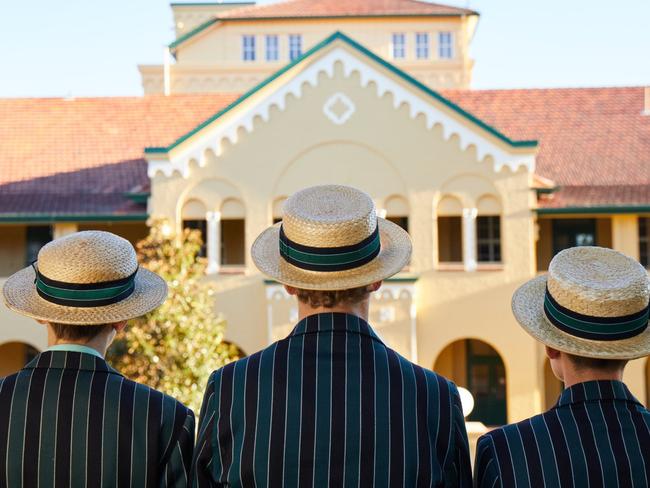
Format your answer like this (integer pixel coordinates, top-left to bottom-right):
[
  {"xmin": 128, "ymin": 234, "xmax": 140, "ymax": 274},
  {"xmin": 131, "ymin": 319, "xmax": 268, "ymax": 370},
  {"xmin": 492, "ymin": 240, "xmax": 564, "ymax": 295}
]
[{"xmin": 148, "ymin": 46, "xmax": 535, "ymax": 178}]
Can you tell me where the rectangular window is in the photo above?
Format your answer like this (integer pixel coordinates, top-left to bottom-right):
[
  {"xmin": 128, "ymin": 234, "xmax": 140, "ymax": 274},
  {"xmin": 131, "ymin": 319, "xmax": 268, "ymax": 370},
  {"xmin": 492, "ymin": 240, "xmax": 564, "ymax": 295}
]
[
  {"xmin": 552, "ymin": 219, "xmax": 596, "ymax": 256},
  {"xmin": 221, "ymin": 219, "xmax": 246, "ymax": 266},
  {"xmin": 477, "ymin": 216, "xmax": 501, "ymax": 263},
  {"xmin": 416, "ymin": 32, "xmax": 429, "ymax": 59},
  {"xmin": 438, "ymin": 31, "xmax": 453, "ymax": 59},
  {"xmin": 242, "ymin": 35, "xmax": 256, "ymax": 61},
  {"xmin": 640, "ymin": 217, "xmax": 649, "ymax": 267},
  {"xmin": 265, "ymin": 34, "xmax": 279, "ymax": 61},
  {"xmin": 392, "ymin": 33, "xmax": 406, "ymax": 59},
  {"xmin": 25, "ymin": 225, "xmax": 52, "ymax": 266},
  {"xmin": 183, "ymin": 220, "xmax": 207, "ymax": 258},
  {"xmin": 438, "ymin": 216, "xmax": 463, "ymax": 263},
  {"xmin": 289, "ymin": 34, "xmax": 302, "ymax": 61}
]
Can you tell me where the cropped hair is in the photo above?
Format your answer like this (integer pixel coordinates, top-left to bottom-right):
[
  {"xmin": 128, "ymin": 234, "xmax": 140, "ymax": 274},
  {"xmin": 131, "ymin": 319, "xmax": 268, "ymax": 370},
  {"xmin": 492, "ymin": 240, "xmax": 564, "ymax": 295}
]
[
  {"xmin": 294, "ymin": 286, "xmax": 372, "ymax": 308},
  {"xmin": 49, "ymin": 322, "xmax": 113, "ymax": 342},
  {"xmin": 566, "ymin": 353, "xmax": 628, "ymax": 373}
]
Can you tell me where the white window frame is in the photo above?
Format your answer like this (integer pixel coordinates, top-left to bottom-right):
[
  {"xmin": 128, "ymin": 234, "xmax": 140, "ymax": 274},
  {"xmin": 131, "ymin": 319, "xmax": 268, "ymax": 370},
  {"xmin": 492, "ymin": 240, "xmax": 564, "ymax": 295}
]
[
  {"xmin": 438, "ymin": 31, "xmax": 454, "ymax": 59},
  {"xmin": 415, "ymin": 32, "xmax": 429, "ymax": 59},
  {"xmin": 265, "ymin": 34, "xmax": 279, "ymax": 61},
  {"xmin": 242, "ymin": 35, "xmax": 256, "ymax": 62},
  {"xmin": 289, "ymin": 34, "xmax": 302, "ymax": 61},
  {"xmin": 392, "ymin": 33, "xmax": 406, "ymax": 59}
]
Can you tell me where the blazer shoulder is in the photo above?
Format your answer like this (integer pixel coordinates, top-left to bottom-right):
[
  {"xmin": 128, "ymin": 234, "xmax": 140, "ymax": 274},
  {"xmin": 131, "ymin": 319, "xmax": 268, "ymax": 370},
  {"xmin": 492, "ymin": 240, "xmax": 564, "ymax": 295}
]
[
  {"xmin": 479, "ymin": 411, "xmax": 547, "ymax": 444},
  {"xmin": 119, "ymin": 376, "xmax": 194, "ymax": 417}
]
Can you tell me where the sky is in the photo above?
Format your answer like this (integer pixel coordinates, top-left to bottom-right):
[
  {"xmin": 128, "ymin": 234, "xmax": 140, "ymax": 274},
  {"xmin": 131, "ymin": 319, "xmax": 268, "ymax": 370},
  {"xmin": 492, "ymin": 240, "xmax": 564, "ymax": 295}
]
[{"xmin": 1, "ymin": 0, "xmax": 649, "ymax": 98}]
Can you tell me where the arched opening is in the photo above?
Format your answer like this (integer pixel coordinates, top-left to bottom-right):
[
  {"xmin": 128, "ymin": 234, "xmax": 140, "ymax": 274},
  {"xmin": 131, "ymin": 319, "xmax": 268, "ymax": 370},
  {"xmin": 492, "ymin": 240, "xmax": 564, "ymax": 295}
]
[
  {"xmin": 544, "ymin": 358, "xmax": 564, "ymax": 410},
  {"xmin": 0, "ymin": 342, "xmax": 40, "ymax": 377},
  {"xmin": 436, "ymin": 195, "xmax": 463, "ymax": 264},
  {"xmin": 434, "ymin": 339, "xmax": 507, "ymax": 426},
  {"xmin": 384, "ymin": 195, "xmax": 409, "ymax": 233},
  {"xmin": 181, "ymin": 199, "xmax": 208, "ymax": 257},
  {"xmin": 220, "ymin": 199, "xmax": 246, "ymax": 266},
  {"xmin": 476, "ymin": 195, "xmax": 502, "ymax": 264}
]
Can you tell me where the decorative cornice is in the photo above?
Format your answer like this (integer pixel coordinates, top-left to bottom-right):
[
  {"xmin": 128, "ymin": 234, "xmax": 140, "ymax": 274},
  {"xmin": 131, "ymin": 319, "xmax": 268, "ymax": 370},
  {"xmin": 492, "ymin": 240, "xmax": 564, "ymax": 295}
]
[{"xmin": 148, "ymin": 33, "xmax": 536, "ymax": 178}]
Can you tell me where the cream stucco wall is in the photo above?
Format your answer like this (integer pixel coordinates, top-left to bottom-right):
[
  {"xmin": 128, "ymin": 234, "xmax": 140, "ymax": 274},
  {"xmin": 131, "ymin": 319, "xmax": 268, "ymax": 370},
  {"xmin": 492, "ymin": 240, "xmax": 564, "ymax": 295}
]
[
  {"xmin": 142, "ymin": 16, "xmax": 474, "ymax": 94},
  {"xmin": 146, "ymin": 45, "xmax": 552, "ymax": 422}
]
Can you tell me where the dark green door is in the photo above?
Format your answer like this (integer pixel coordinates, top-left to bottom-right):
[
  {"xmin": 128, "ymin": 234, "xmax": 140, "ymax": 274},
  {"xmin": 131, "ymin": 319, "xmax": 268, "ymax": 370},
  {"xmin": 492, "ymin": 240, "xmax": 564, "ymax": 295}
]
[
  {"xmin": 552, "ymin": 219, "xmax": 596, "ymax": 255},
  {"xmin": 466, "ymin": 341, "xmax": 507, "ymax": 426}
]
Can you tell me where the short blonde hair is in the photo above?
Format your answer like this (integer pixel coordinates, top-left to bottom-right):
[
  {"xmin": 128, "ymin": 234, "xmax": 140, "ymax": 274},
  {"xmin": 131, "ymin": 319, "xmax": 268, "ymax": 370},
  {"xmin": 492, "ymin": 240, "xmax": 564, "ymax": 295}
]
[{"xmin": 295, "ymin": 286, "xmax": 371, "ymax": 308}]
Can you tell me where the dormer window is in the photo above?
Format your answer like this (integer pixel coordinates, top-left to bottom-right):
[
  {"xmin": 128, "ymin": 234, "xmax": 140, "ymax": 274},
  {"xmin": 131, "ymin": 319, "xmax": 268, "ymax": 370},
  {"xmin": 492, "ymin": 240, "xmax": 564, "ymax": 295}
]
[
  {"xmin": 438, "ymin": 32, "xmax": 453, "ymax": 59},
  {"xmin": 416, "ymin": 32, "xmax": 430, "ymax": 59},
  {"xmin": 392, "ymin": 33, "xmax": 406, "ymax": 59},
  {"xmin": 266, "ymin": 35, "xmax": 279, "ymax": 61},
  {"xmin": 289, "ymin": 34, "xmax": 302, "ymax": 61},
  {"xmin": 242, "ymin": 35, "xmax": 256, "ymax": 61}
]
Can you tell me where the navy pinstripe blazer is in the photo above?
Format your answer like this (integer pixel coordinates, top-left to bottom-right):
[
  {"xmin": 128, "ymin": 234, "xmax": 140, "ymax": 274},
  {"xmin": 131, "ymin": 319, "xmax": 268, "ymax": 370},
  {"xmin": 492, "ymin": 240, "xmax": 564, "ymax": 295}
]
[
  {"xmin": 474, "ymin": 380, "xmax": 650, "ymax": 487},
  {"xmin": 0, "ymin": 350, "xmax": 195, "ymax": 488},
  {"xmin": 193, "ymin": 312, "xmax": 472, "ymax": 487}
]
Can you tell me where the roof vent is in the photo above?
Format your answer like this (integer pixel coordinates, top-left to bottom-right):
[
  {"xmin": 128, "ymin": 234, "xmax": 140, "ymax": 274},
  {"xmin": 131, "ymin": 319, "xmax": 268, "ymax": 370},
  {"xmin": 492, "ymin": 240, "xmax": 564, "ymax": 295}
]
[{"xmin": 644, "ymin": 87, "xmax": 650, "ymax": 116}]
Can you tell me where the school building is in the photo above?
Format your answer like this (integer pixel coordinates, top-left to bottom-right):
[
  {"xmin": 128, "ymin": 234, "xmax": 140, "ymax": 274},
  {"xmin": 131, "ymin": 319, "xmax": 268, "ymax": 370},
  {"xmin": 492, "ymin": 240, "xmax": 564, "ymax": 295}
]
[{"xmin": 1, "ymin": 0, "xmax": 649, "ymax": 428}]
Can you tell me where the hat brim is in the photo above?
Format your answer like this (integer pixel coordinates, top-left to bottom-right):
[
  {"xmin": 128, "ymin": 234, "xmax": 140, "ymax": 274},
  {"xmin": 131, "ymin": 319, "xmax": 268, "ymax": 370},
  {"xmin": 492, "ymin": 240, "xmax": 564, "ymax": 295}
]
[
  {"xmin": 251, "ymin": 217, "xmax": 412, "ymax": 290},
  {"xmin": 512, "ymin": 275, "xmax": 650, "ymax": 360},
  {"xmin": 3, "ymin": 266, "xmax": 168, "ymax": 325}
]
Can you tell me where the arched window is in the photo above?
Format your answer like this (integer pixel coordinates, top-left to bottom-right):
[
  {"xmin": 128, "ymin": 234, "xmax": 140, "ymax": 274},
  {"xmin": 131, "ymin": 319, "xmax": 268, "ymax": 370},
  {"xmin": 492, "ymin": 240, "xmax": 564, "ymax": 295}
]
[
  {"xmin": 437, "ymin": 196, "xmax": 463, "ymax": 263},
  {"xmin": 181, "ymin": 199, "xmax": 208, "ymax": 257},
  {"xmin": 220, "ymin": 199, "xmax": 246, "ymax": 266},
  {"xmin": 476, "ymin": 195, "xmax": 502, "ymax": 263},
  {"xmin": 384, "ymin": 195, "xmax": 409, "ymax": 232},
  {"xmin": 434, "ymin": 339, "xmax": 507, "ymax": 426},
  {"xmin": 272, "ymin": 197, "xmax": 287, "ymax": 224}
]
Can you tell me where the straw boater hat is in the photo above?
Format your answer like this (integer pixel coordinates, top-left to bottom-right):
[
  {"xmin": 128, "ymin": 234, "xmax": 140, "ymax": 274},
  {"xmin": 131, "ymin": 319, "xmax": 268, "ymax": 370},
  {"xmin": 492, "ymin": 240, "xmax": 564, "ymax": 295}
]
[
  {"xmin": 252, "ymin": 185, "xmax": 412, "ymax": 291},
  {"xmin": 512, "ymin": 246, "xmax": 650, "ymax": 360},
  {"xmin": 2, "ymin": 231, "xmax": 167, "ymax": 325}
]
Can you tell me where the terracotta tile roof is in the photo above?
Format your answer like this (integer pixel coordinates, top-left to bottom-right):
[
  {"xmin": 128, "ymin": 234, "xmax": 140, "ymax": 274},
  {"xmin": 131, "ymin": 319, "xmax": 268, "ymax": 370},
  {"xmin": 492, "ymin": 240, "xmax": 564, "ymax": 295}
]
[
  {"xmin": 442, "ymin": 87, "xmax": 650, "ymax": 208},
  {"xmin": 1, "ymin": 86, "xmax": 648, "ymax": 218},
  {"xmin": 537, "ymin": 185, "xmax": 650, "ymax": 209},
  {"xmin": 0, "ymin": 94, "xmax": 239, "ymax": 217},
  {"xmin": 216, "ymin": 0, "xmax": 477, "ymax": 19}
]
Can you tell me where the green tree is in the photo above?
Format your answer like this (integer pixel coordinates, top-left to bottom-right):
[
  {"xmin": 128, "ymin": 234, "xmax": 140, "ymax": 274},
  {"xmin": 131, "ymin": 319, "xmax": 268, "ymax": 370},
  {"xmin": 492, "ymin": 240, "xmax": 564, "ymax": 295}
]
[{"xmin": 107, "ymin": 220, "xmax": 242, "ymax": 412}]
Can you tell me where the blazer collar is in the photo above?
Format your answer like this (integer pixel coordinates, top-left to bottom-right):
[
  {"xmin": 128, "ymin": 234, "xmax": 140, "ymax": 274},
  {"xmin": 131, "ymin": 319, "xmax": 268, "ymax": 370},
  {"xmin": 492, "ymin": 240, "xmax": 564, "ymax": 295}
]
[
  {"xmin": 555, "ymin": 380, "xmax": 642, "ymax": 408},
  {"xmin": 24, "ymin": 350, "xmax": 122, "ymax": 376},
  {"xmin": 288, "ymin": 312, "xmax": 384, "ymax": 344}
]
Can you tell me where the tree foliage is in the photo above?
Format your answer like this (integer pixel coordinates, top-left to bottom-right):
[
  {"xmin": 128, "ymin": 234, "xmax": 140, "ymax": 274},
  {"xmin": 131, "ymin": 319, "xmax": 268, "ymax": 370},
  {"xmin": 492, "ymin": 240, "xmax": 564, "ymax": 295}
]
[{"xmin": 107, "ymin": 220, "xmax": 242, "ymax": 412}]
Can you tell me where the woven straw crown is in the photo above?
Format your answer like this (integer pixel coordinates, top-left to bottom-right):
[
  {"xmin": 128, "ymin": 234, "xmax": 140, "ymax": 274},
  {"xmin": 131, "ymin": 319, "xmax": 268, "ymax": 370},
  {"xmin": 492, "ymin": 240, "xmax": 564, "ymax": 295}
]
[
  {"xmin": 37, "ymin": 231, "xmax": 138, "ymax": 284},
  {"xmin": 547, "ymin": 247, "xmax": 649, "ymax": 319},
  {"xmin": 282, "ymin": 185, "xmax": 377, "ymax": 248},
  {"xmin": 512, "ymin": 246, "xmax": 650, "ymax": 360},
  {"xmin": 251, "ymin": 184, "xmax": 412, "ymax": 291},
  {"xmin": 3, "ymin": 230, "xmax": 167, "ymax": 325}
]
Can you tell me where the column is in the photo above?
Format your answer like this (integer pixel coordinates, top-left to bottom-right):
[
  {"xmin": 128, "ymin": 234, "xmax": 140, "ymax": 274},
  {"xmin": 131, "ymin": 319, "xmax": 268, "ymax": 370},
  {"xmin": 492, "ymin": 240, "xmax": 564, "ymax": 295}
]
[
  {"xmin": 205, "ymin": 211, "xmax": 221, "ymax": 275},
  {"xmin": 53, "ymin": 223, "xmax": 78, "ymax": 239},
  {"xmin": 462, "ymin": 207, "xmax": 478, "ymax": 271},
  {"xmin": 611, "ymin": 215, "xmax": 640, "ymax": 260}
]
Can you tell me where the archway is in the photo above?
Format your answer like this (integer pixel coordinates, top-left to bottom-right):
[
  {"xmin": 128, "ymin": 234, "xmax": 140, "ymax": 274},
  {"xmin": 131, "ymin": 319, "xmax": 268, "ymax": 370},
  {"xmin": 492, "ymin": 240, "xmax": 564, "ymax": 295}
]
[
  {"xmin": 544, "ymin": 358, "xmax": 564, "ymax": 410},
  {"xmin": 433, "ymin": 339, "xmax": 507, "ymax": 426},
  {"xmin": 0, "ymin": 342, "xmax": 40, "ymax": 377}
]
